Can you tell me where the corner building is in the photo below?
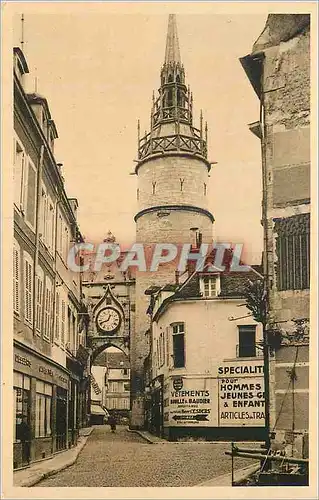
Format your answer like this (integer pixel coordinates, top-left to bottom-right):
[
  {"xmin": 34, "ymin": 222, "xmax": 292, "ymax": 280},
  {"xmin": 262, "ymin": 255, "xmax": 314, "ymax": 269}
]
[{"xmin": 132, "ymin": 15, "xmax": 214, "ymax": 428}]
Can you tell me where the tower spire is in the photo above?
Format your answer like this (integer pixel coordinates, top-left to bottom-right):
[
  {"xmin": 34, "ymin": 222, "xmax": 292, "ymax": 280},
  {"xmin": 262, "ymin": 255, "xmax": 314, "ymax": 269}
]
[{"xmin": 164, "ymin": 14, "xmax": 181, "ymax": 65}]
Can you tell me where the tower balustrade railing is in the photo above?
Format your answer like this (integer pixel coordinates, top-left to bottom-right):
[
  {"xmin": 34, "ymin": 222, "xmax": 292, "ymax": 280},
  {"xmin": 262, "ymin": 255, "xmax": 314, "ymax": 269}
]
[{"xmin": 138, "ymin": 132, "xmax": 207, "ymax": 161}]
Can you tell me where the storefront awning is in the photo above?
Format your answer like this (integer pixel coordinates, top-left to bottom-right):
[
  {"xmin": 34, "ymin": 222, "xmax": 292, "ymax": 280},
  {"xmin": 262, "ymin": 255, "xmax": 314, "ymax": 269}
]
[{"xmin": 90, "ymin": 404, "xmax": 106, "ymax": 416}]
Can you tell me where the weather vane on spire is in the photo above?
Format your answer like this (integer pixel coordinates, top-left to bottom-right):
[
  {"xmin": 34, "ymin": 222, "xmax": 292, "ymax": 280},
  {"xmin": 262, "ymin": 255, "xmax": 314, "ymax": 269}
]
[{"xmin": 20, "ymin": 13, "xmax": 25, "ymax": 53}]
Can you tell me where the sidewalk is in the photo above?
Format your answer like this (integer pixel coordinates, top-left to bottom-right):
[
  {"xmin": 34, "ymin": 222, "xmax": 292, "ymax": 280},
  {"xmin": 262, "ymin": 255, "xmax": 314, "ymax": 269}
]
[{"xmin": 13, "ymin": 427, "xmax": 94, "ymax": 487}]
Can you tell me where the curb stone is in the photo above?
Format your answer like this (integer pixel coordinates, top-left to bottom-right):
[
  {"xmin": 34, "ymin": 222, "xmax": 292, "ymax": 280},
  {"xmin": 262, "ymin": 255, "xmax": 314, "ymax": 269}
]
[{"xmin": 126, "ymin": 428, "xmax": 159, "ymax": 444}]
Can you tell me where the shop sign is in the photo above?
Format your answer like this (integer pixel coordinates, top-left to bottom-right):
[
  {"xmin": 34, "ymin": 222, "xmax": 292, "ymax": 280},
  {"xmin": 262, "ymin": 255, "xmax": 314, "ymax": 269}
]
[
  {"xmin": 14, "ymin": 353, "xmax": 32, "ymax": 368},
  {"xmin": 218, "ymin": 360, "xmax": 265, "ymax": 427},
  {"xmin": 167, "ymin": 378, "xmax": 218, "ymax": 427},
  {"xmin": 14, "ymin": 348, "xmax": 69, "ymax": 389}
]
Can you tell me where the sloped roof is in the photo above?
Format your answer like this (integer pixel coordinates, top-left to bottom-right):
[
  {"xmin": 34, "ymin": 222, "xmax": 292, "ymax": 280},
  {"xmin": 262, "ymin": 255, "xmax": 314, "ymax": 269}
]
[
  {"xmin": 94, "ymin": 351, "xmax": 130, "ymax": 369},
  {"xmin": 149, "ymin": 248, "xmax": 263, "ymax": 319},
  {"xmin": 164, "ymin": 14, "xmax": 181, "ymax": 65}
]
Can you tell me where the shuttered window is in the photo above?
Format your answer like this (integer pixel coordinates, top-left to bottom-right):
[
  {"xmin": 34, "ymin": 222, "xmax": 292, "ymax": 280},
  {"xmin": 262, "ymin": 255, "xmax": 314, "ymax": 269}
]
[
  {"xmin": 61, "ymin": 300, "xmax": 66, "ymax": 345},
  {"xmin": 13, "ymin": 243, "xmax": 20, "ymax": 314},
  {"xmin": 43, "ymin": 281, "xmax": 52, "ymax": 340},
  {"xmin": 24, "ymin": 256, "xmax": 33, "ymax": 324},
  {"xmin": 55, "ymin": 292, "xmax": 60, "ymax": 342},
  {"xmin": 25, "ymin": 162, "xmax": 37, "ymax": 228},
  {"xmin": 48, "ymin": 201, "xmax": 55, "ymax": 252},
  {"xmin": 13, "ymin": 139, "xmax": 25, "ymax": 209},
  {"xmin": 35, "ymin": 273, "xmax": 44, "ymax": 332}
]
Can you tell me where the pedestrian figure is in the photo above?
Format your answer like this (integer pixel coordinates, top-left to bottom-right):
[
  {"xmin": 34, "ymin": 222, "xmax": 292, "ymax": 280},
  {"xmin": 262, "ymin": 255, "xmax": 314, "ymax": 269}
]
[
  {"xmin": 108, "ymin": 414, "xmax": 117, "ymax": 433},
  {"xmin": 17, "ymin": 416, "xmax": 31, "ymax": 464}
]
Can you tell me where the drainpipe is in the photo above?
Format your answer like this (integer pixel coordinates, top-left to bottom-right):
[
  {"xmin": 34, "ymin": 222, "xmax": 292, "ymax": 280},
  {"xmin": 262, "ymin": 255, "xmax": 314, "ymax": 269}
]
[{"xmin": 33, "ymin": 145, "xmax": 44, "ymax": 334}]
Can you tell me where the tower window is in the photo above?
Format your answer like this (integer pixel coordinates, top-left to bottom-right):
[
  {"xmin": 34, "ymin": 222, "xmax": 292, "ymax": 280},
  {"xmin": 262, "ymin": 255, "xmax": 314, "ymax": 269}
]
[
  {"xmin": 180, "ymin": 178, "xmax": 184, "ymax": 192},
  {"xmin": 204, "ymin": 183, "xmax": 207, "ymax": 196},
  {"xmin": 168, "ymin": 74, "xmax": 173, "ymax": 83},
  {"xmin": 152, "ymin": 181, "xmax": 156, "ymax": 195},
  {"xmin": 137, "ymin": 188, "xmax": 139, "ymax": 200},
  {"xmin": 167, "ymin": 90, "xmax": 173, "ymax": 108},
  {"xmin": 176, "ymin": 75, "xmax": 181, "ymax": 83}
]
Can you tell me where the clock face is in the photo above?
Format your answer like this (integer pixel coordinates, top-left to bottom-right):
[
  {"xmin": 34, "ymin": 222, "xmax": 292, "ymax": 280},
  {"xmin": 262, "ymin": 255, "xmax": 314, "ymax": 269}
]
[{"xmin": 96, "ymin": 307, "xmax": 121, "ymax": 334}]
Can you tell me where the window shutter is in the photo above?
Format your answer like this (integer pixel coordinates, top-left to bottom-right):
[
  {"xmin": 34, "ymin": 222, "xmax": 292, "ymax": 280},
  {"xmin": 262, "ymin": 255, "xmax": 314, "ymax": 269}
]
[
  {"xmin": 24, "ymin": 258, "xmax": 33, "ymax": 323},
  {"xmin": 44, "ymin": 285, "xmax": 52, "ymax": 339},
  {"xmin": 25, "ymin": 162, "xmax": 36, "ymax": 227},
  {"xmin": 13, "ymin": 246, "xmax": 20, "ymax": 314},
  {"xmin": 36, "ymin": 275, "xmax": 43, "ymax": 332},
  {"xmin": 55, "ymin": 292, "xmax": 60, "ymax": 341},
  {"xmin": 20, "ymin": 152, "xmax": 26, "ymax": 210},
  {"xmin": 61, "ymin": 300, "xmax": 65, "ymax": 344}
]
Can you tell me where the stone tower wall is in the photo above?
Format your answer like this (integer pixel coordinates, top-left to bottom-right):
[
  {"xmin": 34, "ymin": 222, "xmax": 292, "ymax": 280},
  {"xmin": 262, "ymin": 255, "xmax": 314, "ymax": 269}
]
[{"xmin": 137, "ymin": 155, "xmax": 209, "ymax": 211}]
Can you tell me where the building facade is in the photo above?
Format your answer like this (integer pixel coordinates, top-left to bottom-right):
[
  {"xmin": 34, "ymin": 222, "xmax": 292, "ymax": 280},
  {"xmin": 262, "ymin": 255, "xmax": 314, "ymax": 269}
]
[
  {"xmin": 240, "ymin": 14, "xmax": 310, "ymax": 458},
  {"xmin": 93, "ymin": 351, "xmax": 130, "ymax": 422},
  {"xmin": 13, "ymin": 47, "xmax": 89, "ymax": 469},
  {"xmin": 131, "ymin": 14, "xmax": 215, "ymax": 429},
  {"xmin": 145, "ymin": 264, "xmax": 267, "ymax": 441}
]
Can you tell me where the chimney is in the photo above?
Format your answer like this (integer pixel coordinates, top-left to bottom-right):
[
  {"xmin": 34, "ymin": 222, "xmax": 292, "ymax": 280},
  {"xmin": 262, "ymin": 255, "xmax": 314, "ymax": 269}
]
[
  {"xmin": 175, "ymin": 270, "xmax": 179, "ymax": 285},
  {"xmin": 68, "ymin": 198, "xmax": 78, "ymax": 220}
]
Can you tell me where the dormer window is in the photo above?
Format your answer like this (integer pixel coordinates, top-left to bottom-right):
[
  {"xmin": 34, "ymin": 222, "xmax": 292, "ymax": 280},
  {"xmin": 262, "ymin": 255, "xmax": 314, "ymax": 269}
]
[{"xmin": 200, "ymin": 275, "xmax": 220, "ymax": 298}]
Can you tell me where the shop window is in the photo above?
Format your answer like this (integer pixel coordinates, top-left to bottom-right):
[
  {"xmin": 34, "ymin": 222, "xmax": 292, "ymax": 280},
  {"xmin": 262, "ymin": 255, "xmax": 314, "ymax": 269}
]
[
  {"xmin": 238, "ymin": 325, "xmax": 256, "ymax": 358},
  {"xmin": 14, "ymin": 372, "xmax": 31, "ymax": 443},
  {"xmin": 35, "ymin": 380, "xmax": 52, "ymax": 438},
  {"xmin": 172, "ymin": 323, "xmax": 185, "ymax": 368}
]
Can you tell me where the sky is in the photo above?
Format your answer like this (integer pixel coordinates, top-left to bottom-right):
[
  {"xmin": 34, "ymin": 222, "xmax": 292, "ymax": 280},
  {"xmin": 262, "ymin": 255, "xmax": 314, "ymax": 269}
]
[{"xmin": 12, "ymin": 4, "xmax": 268, "ymax": 264}]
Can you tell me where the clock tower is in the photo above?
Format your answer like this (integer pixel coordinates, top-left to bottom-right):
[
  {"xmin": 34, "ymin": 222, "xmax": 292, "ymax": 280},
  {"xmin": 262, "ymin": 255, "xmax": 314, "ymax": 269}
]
[{"xmin": 131, "ymin": 15, "xmax": 215, "ymax": 428}]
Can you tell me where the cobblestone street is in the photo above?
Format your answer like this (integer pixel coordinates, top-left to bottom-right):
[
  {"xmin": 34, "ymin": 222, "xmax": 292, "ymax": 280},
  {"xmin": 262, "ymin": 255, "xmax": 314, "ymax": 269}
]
[{"xmin": 38, "ymin": 426, "xmax": 253, "ymax": 487}]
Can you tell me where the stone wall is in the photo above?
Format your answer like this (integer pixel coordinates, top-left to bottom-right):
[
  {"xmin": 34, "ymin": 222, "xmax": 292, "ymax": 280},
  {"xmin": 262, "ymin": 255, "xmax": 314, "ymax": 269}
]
[
  {"xmin": 137, "ymin": 155, "xmax": 209, "ymax": 211},
  {"xmin": 254, "ymin": 16, "xmax": 310, "ymax": 454}
]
